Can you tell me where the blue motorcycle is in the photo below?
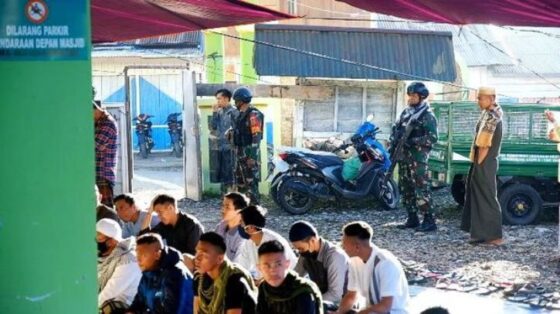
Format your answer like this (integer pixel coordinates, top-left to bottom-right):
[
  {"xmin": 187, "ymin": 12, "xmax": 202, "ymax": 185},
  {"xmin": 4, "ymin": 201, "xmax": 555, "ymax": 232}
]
[{"xmin": 270, "ymin": 117, "xmax": 399, "ymax": 214}]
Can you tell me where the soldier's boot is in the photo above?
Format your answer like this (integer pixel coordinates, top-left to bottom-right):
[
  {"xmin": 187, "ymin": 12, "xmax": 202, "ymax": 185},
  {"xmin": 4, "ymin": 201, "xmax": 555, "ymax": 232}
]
[
  {"xmin": 416, "ymin": 213, "xmax": 437, "ymax": 232},
  {"xmin": 397, "ymin": 212, "xmax": 420, "ymax": 229}
]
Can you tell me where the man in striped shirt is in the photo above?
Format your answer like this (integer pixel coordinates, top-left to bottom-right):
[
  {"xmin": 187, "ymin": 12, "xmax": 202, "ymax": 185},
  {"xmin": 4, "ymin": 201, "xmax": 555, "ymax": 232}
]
[{"xmin": 94, "ymin": 100, "xmax": 118, "ymax": 207}]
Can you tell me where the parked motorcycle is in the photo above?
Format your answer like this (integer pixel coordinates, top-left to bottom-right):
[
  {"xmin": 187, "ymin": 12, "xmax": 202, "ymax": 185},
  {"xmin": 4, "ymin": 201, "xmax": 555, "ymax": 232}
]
[
  {"xmin": 133, "ymin": 113, "xmax": 154, "ymax": 159},
  {"xmin": 269, "ymin": 116, "xmax": 399, "ymax": 214},
  {"xmin": 166, "ymin": 112, "xmax": 183, "ymax": 158}
]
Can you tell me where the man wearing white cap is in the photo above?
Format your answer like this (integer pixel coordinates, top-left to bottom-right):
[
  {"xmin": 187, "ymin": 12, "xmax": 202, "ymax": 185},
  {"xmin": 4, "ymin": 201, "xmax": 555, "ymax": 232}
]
[
  {"xmin": 460, "ymin": 87, "xmax": 504, "ymax": 246},
  {"xmin": 97, "ymin": 218, "xmax": 142, "ymax": 312}
]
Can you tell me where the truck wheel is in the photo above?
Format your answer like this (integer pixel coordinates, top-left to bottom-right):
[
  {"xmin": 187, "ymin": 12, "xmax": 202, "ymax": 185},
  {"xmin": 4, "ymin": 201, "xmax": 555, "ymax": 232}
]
[
  {"xmin": 500, "ymin": 184, "xmax": 542, "ymax": 225},
  {"xmin": 451, "ymin": 175, "xmax": 465, "ymax": 206}
]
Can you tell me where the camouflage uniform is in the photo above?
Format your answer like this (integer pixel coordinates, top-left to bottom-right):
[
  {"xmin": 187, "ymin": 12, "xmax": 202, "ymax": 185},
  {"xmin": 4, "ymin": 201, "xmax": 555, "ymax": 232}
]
[
  {"xmin": 390, "ymin": 101, "xmax": 438, "ymax": 216},
  {"xmin": 233, "ymin": 106, "xmax": 264, "ymax": 204}
]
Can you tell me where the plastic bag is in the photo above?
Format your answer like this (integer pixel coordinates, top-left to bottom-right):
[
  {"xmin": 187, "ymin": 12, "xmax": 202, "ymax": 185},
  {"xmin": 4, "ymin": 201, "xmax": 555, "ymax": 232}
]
[{"xmin": 342, "ymin": 156, "xmax": 362, "ymax": 181}]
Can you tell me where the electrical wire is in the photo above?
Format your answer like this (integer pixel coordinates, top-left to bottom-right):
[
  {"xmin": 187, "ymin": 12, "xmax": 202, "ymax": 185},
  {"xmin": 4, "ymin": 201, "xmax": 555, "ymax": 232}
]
[
  {"xmin": 288, "ymin": 16, "xmax": 560, "ymax": 92},
  {"xmin": 464, "ymin": 28, "xmax": 560, "ymax": 90},
  {"xmin": 209, "ymin": 30, "xmax": 477, "ymax": 92}
]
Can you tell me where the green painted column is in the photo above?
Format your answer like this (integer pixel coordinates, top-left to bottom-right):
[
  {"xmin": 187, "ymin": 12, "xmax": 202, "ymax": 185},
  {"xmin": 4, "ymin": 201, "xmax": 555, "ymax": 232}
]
[
  {"xmin": 204, "ymin": 31, "xmax": 224, "ymax": 83},
  {"xmin": 0, "ymin": 1, "xmax": 97, "ymax": 313},
  {"xmin": 238, "ymin": 27, "xmax": 258, "ymax": 85}
]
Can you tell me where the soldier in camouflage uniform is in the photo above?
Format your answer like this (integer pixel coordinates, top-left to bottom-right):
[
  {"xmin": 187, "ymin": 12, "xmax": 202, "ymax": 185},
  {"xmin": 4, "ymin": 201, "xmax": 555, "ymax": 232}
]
[
  {"xmin": 390, "ymin": 82, "xmax": 438, "ymax": 232},
  {"xmin": 231, "ymin": 87, "xmax": 264, "ymax": 205}
]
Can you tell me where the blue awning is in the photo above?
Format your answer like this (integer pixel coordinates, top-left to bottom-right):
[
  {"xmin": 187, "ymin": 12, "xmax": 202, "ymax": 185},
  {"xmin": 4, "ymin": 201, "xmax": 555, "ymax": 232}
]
[{"xmin": 254, "ymin": 24, "xmax": 457, "ymax": 82}]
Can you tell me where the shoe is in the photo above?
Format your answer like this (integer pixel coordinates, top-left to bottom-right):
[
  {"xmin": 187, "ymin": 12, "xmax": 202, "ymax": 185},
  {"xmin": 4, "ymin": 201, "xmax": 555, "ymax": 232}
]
[
  {"xmin": 416, "ymin": 213, "xmax": 437, "ymax": 232},
  {"xmin": 397, "ymin": 212, "xmax": 420, "ymax": 229}
]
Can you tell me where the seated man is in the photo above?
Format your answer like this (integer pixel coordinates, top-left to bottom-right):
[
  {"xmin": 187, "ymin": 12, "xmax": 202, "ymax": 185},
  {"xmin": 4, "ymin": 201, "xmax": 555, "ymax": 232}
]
[
  {"xmin": 214, "ymin": 192, "xmax": 250, "ymax": 261},
  {"xmin": 193, "ymin": 232, "xmax": 257, "ymax": 314},
  {"xmin": 97, "ymin": 219, "xmax": 142, "ymax": 311},
  {"xmin": 140, "ymin": 194, "xmax": 204, "ymax": 255},
  {"xmin": 114, "ymin": 194, "xmax": 160, "ymax": 238},
  {"xmin": 96, "ymin": 185, "xmax": 119, "ymax": 223},
  {"xmin": 335, "ymin": 221, "xmax": 410, "ymax": 314},
  {"xmin": 289, "ymin": 221, "xmax": 349, "ymax": 307},
  {"xmin": 257, "ymin": 240, "xmax": 323, "ymax": 314},
  {"xmin": 126, "ymin": 233, "xmax": 194, "ymax": 314},
  {"xmin": 234, "ymin": 205, "xmax": 297, "ymax": 282}
]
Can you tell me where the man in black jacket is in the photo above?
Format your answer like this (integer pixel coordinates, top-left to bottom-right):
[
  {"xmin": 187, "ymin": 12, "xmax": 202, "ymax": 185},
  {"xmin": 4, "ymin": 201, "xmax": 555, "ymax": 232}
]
[
  {"xmin": 126, "ymin": 233, "xmax": 194, "ymax": 314},
  {"xmin": 140, "ymin": 194, "xmax": 204, "ymax": 255}
]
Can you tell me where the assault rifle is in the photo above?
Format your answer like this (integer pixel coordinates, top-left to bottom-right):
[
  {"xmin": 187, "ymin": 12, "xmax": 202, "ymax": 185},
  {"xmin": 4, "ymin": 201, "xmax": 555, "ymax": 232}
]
[{"xmin": 386, "ymin": 105, "xmax": 429, "ymax": 179}]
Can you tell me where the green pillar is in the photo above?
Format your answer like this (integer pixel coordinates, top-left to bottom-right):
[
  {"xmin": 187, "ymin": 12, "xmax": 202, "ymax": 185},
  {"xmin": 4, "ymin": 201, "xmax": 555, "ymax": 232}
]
[
  {"xmin": 239, "ymin": 28, "xmax": 258, "ymax": 85},
  {"xmin": 204, "ymin": 31, "xmax": 224, "ymax": 83},
  {"xmin": 0, "ymin": 1, "xmax": 97, "ymax": 313}
]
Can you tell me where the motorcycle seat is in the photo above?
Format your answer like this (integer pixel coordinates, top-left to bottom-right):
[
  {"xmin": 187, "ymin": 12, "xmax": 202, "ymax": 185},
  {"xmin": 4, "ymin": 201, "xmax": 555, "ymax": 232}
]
[{"xmin": 302, "ymin": 152, "xmax": 343, "ymax": 167}]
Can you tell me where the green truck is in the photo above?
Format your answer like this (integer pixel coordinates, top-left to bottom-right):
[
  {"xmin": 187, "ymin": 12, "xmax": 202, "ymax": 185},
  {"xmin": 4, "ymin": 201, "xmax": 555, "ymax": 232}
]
[{"xmin": 428, "ymin": 101, "xmax": 559, "ymax": 225}]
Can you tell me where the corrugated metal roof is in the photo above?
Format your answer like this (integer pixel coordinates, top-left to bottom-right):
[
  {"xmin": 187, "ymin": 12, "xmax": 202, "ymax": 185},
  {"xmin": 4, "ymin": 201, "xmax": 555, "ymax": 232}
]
[
  {"xmin": 91, "ymin": 47, "xmax": 203, "ymax": 58},
  {"xmin": 121, "ymin": 31, "xmax": 202, "ymax": 48},
  {"xmin": 375, "ymin": 14, "xmax": 560, "ymax": 75},
  {"xmin": 375, "ymin": 16, "xmax": 512, "ymax": 67},
  {"xmin": 254, "ymin": 24, "xmax": 457, "ymax": 82},
  {"xmin": 92, "ymin": 31, "xmax": 203, "ymax": 58}
]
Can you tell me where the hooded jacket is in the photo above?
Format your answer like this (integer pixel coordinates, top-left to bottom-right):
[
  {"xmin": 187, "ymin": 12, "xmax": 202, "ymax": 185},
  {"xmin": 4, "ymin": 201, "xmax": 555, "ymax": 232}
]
[
  {"xmin": 98, "ymin": 237, "xmax": 142, "ymax": 306},
  {"xmin": 128, "ymin": 246, "xmax": 194, "ymax": 314}
]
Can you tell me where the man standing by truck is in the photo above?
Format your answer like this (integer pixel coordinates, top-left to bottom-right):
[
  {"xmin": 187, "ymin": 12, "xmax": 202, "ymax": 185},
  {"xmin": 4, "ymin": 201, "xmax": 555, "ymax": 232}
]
[
  {"xmin": 391, "ymin": 82, "xmax": 438, "ymax": 232},
  {"xmin": 545, "ymin": 109, "xmax": 559, "ymax": 255},
  {"xmin": 461, "ymin": 87, "xmax": 504, "ymax": 246}
]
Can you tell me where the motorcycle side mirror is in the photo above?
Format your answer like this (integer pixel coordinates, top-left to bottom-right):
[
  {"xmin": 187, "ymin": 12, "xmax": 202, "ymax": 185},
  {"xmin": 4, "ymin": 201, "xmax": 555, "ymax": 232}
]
[{"xmin": 366, "ymin": 114, "xmax": 375, "ymax": 122}]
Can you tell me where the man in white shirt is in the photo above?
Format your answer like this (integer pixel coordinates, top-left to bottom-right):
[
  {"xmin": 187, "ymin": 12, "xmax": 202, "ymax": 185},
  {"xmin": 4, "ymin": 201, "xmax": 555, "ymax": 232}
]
[
  {"xmin": 335, "ymin": 221, "xmax": 410, "ymax": 314},
  {"xmin": 234, "ymin": 205, "xmax": 298, "ymax": 283},
  {"xmin": 97, "ymin": 219, "xmax": 142, "ymax": 310}
]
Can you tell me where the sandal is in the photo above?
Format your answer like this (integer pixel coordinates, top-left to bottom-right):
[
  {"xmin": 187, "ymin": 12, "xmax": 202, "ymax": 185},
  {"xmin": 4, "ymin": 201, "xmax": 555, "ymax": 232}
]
[
  {"xmin": 507, "ymin": 294, "xmax": 534, "ymax": 303},
  {"xmin": 436, "ymin": 278, "xmax": 451, "ymax": 290},
  {"xmin": 518, "ymin": 283, "xmax": 546, "ymax": 295},
  {"xmin": 527, "ymin": 296, "xmax": 549, "ymax": 309}
]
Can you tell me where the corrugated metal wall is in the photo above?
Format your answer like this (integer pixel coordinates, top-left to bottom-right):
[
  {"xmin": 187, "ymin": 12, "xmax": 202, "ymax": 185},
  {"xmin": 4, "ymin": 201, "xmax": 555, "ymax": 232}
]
[
  {"xmin": 93, "ymin": 74, "xmax": 183, "ymax": 151},
  {"xmin": 255, "ymin": 24, "xmax": 457, "ymax": 82}
]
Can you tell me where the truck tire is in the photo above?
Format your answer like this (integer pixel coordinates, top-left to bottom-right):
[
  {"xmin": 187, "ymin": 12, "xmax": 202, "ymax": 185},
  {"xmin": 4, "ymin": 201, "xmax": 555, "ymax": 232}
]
[
  {"xmin": 451, "ymin": 175, "xmax": 465, "ymax": 206},
  {"xmin": 499, "ymin": 183, "xmax": 542, "ymax": 225}
]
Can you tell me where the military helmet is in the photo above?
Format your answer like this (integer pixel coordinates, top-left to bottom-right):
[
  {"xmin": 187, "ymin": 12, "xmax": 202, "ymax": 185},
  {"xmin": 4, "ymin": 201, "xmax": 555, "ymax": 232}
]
[
  {"xmin": 232, "ymin": 87, "xmax": 252, "ymax": 103},
  {"xmin": 407, "ymin": 82, "xmax": 429, "ymax": 99}
]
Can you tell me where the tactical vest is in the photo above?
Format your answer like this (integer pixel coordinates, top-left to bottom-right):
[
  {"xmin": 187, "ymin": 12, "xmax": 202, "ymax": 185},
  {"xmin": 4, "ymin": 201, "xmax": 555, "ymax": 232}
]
[
  {"xmin": 233, "ymin": 107, "xmax": 263, "ymax": 147},
  {"xmin": 302, "ymin": 256, "xmax": 329, "ymax": 294}
]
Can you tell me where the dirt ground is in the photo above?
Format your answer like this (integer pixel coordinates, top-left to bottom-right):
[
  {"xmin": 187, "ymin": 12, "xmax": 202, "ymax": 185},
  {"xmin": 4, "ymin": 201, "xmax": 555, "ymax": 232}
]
[{"xmin": 131, "ymin": 152, "xmax": 560, "ymax": 300}]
